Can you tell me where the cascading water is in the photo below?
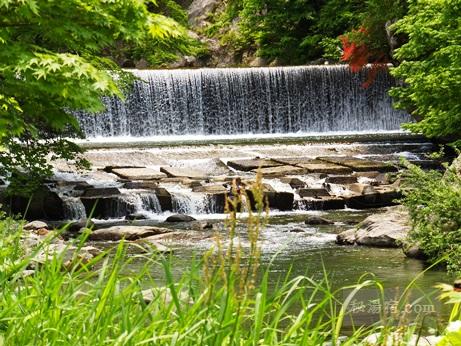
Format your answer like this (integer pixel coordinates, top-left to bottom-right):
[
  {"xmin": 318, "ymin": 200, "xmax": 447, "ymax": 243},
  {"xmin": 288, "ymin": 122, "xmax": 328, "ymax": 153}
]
[
  {"xmin": 63, "ymin": 197, "xmax": 87, "ymax": 220},
  {"xmin": 76, "ymin": 66, "xmax": 409, "ymax": 138}
]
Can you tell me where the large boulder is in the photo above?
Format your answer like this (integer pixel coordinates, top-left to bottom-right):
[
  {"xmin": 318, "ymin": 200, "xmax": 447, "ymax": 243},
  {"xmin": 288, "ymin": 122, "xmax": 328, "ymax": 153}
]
[
  {"xmin": 89, "ymin": 226, "xmax": 171, "ymax": 241},
  {"xmin": 165, "ymin": 214, "xmax": 197, "ymax": 223},
  {"xmin": 5, "ymin": 187, "xmax": 66, "ymax": 220},
  {"xmin": 336, "ymin": 206, "xmax": 410, "ymax": 247},
  {"xmin": 188, "ymin": 0, "xmax": 221, "ymax": 27}
]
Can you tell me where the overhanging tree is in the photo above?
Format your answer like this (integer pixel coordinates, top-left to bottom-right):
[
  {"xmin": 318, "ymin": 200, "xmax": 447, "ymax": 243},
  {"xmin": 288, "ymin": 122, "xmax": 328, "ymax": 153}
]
[
  {"xmin": 390, "ymin": 0, "xmax": 461, "ymax": 143},
  {"xmin": 0, "ymin": 0, "xmax": 185, "ymax": 193}
]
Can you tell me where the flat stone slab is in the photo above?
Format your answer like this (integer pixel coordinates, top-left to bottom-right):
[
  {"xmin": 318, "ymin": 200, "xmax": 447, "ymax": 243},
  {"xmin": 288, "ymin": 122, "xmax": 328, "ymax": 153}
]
[
  {"xmin": 297, "ymin": 196, "xmax": 345, "ymax": 210},
  {"xmin": 344, "ymin": 187, "xmax": 400, "ymax": 209},
  {"xmin": 89, "ymin": 226, "xmax": 171, "ymax": 241},
  {"xmin": 81, "ymin": 187, "xmax": 120, "ymax": 198},
  {"xmin": 294, "ymin": 159, "xmax": 352, "ymax": 174},
  {"xmin": 226, "ymin": 158, "xmax": 282, "ymax": 172},
  {"xmin": 111, "ymin": 168, "xmax": 166, "ymax": 180},
  {"xmin": 317, "ymin": 156, "xmax": 397, "ymax": 172},
  {"xmin": 298, "ymin": 188, "xmax": 330, "ymax": 198},
  {"xmin": 251, "ymin": 165, "xmax": 304, "ymax": 177},
  {"xmin": 192, "ymin": 185, "xmax": 227, "ymax": 194},
  {"xmin": 325, "ymin": 176, "xmax": 358, "ymax": 185},
  {"xmin": 160, "ymin": 166, "xmax": 207, "ymax": 179}
]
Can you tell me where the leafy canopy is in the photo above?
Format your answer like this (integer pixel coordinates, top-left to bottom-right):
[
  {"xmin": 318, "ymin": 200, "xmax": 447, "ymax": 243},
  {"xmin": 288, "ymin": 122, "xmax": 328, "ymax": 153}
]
[
  {"xmin": 0, "ymin": 0, "xmax": 182, "ymax": 193},
  {"xmin": 390, "ymin": 0, "xmax": 461, "ymax": 143}
]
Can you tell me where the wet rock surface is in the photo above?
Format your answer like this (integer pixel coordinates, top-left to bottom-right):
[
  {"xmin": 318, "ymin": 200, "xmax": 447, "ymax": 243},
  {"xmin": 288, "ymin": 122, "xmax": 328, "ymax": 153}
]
[
  {"xmin": 336, "ymin": 206, "xmax": 410, "ymax": 248},
  {"xmin": 89, "ymin": 226, "xmax": 171, "ymax": 241},
  {"xmin": 165, "ymin": 214, "xmax": 197, "ymax": 223},
  {"xmin": 14, "ymin": 140, "xmax": 443, "ymax": 222}
]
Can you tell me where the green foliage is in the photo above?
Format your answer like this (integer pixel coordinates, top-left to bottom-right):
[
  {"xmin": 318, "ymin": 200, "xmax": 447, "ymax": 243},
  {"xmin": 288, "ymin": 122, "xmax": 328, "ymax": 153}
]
[
  {"xmin": 205, "ymin": 0, "xmax": 366, "ymax": 65},
  {"xmin": 0, "ymin": 0, "xmax": 185, "ymax": 194},
  {"xmin": 390, "ymin": 0, "xmax": 461, "ymax": 141},
  {"xmin": 400, "ymin": 160, "xmax": 461, "ymax": 274}
]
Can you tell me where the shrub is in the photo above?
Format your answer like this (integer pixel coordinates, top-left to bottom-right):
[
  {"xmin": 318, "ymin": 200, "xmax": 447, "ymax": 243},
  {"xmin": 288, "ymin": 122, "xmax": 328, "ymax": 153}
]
[{"xmin": 400, "ymin": 159, "xmax": 461, "ymax": 273}]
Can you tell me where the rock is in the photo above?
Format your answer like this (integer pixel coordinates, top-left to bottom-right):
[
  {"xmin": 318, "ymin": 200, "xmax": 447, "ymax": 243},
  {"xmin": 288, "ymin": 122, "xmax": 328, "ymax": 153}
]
[
  {"xmin": 160, "ymin": 166, "xmax": 207, "ymax": 179},
  {"xmin": 279, "ymin": 177, "xmax": 306, "ymax": 189},
  {"xmin": 246, "ymin": 191, "xmax": 294, "ymax": 211},
  {"xmin": 82, "ymin": 187, "xmax": 120, "ymax": 198},
  {"xmin": 123, "ymin": 181, "xmax": 159, "ymax": 189},
  {"xmin": 336, "ymin": 228, "xmax": 357, "ymax": 245},
  {"xmin": 351, "ymin": 206, "xmax": 410, "ymax": 247},
  {"xmin": 305, "ymin": 216, "xmax": 334, "ymax": 225},
  {"xmin": 111, "ymin": 168, "xmax": 167, "ymax": 180},
  {"xmin": 73, "ymin": 181, "xmax": 93, "ymax": 191},
  {"xmin": 317, "ymin": 156, "xmax": 398, "ymax": 173},
  {"xmin": 88, "ymin": 226, "xmax": 171, "ymax": 241},
  {"xmin": 24, "ymin": 220, "xmax": 49, "ymax": 231},
  {"xmin": 141, "ymin": 287, "xmax": 191, "ymax": 305},
  {"xmin": 249, "ymin": 57, "xmax": 267, "ymax": 67},
  {"xmin": 325, "ymin": 176, "xmax": 358, "ymax": 185},
  {"xmin": 191, "ymin": 221, "xmax": 214, "ymax": 230},
  {"xmin": 153, "ymin": 187, "xmax": 172, "ymax": 211},
  {"xmin": 298, "ymin": 188, "xmax": 330, "ymax": 198},
  {"xmin": 62, "ymin": 219, "xmax": 95, "ymax": 234},
  {"xmin": 403, "ymin": 243, "xmax": 428, "ymax": 260},
  {"xmin": 226, "ymin": 158, "xmax": 282, "ymax": 172},
  {"xmin": 297, "ymin": 196, "xmax": 346, "ymax": 210},
  {"xmin": 6, "ymin": 187, "xmax": 66, "ymax": 220},
  {"xmin": 347, "ymin": 183, "xmax": 376, "ymax": 195},
  {"xmin": 30, "ymin": 242, "xmax": 101, "ymax": 270},
  {"xmin": 81, "ymin": 196, "xmax": 135, "ymax": 219},
  {"xmin": 80, "ymin": 246, "xmax": 103, "ymax": 257},
  {"xmin": 251, "ymin": 165, "xmax": 304, "ymax": 177},
  {"xmin": 135, "ymin": 240, "xmax": 172, "ymax": 253},
  {"xmin": 126, "ymin": 213, "xmax": 148, "ymax": 221},
  {"xmin": 344, "ymin": 187, "xmax": 400, "ymax": 209},
  {"xmin": 188, "ymin": 0, "xmax": 220, "ymax": 27},
  {"xmin": 103, "ymin": 165, "xmax": 144, "ymax": 173},
  {"xmin": 278, "ymin": 158, "xmax": 352, "ymax": 174},
  {"xmin": 192, "ymin": 185, "xmax": 227, "ymax": 193},
  {"xmin": 165, "ymin": 214, "xmax": 197, "ymax": 223}
]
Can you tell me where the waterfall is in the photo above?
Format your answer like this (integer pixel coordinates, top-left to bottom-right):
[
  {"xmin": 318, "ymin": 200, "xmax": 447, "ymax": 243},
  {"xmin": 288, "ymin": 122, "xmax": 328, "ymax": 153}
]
[
  {"xmin": 172, "ymin": 193, "xmax": 212, "ymax": 215},
  {"xmin": 76, "ymin": 66, "xmax": 409, "ymax": 138},
  {"xmin": 63, "ymin": 197, "xmax": 87, "ymax": 220},
  {"xmin": 136, "ymin": 192, "xmax": 162, "ymax": 214}
]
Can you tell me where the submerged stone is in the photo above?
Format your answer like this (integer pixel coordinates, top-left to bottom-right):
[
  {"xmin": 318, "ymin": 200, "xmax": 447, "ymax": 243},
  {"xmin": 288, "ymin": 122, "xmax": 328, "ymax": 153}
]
[{"xmin": 304, "ymin": 216, "xmax": 334, "ymax": 225}]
